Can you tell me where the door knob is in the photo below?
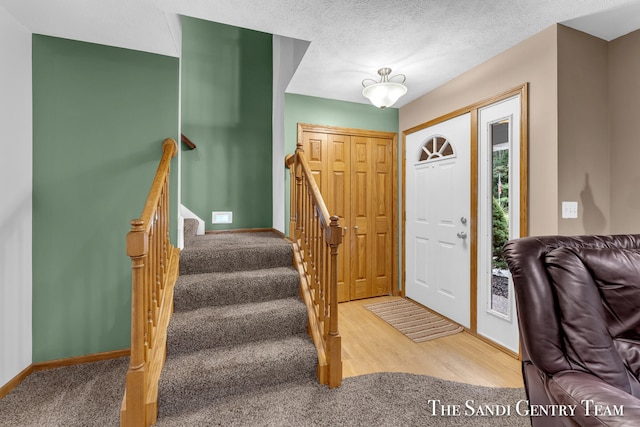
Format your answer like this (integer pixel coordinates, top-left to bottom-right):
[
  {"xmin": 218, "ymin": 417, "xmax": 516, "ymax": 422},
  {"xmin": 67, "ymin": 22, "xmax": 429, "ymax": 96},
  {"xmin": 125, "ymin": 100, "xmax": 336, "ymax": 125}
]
[
  {"xmin": 460, "ymin": 216, "xmax": 467, "ymax": 224},
  {"xmin": 354, "ymin": 226, "xmax": 359, "ymax": 231},
  {"xmin": 457, "ymin": 231, "xmax": 467, "ymax": 239}
]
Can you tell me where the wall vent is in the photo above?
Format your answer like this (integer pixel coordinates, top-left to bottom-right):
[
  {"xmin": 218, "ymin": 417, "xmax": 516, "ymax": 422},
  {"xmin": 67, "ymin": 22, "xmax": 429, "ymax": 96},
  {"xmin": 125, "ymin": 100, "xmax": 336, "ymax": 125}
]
[{"xmin": 212, "ymin": 211, "xmax": 233, "ymax": 224}]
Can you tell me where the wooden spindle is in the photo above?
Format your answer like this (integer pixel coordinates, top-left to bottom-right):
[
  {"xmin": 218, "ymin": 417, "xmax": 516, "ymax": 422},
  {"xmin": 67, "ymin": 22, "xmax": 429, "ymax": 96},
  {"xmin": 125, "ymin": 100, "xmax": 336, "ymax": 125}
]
[
  {"xmin": 149, "ymin": 223, "xmax": 157, "ymax": 332},
  {"xmin": 159, "ymin": 190, "xmax": 166, "ymax": 290}
]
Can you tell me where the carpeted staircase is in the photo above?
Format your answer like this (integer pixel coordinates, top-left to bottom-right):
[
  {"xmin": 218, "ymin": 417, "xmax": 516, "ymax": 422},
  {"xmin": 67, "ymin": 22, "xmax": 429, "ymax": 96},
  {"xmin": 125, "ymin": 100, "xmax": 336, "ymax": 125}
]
[{"xmin": 156, "ymin": 219, "xmax": 317, "ymax": 423}]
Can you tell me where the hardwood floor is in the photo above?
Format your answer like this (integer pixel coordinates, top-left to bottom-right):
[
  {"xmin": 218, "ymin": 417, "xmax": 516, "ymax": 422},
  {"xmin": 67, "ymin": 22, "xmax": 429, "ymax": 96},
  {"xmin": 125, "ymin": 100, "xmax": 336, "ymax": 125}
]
[{"xmin": 339, "ymin": 296, "xmax": 524, "ymax": 388}]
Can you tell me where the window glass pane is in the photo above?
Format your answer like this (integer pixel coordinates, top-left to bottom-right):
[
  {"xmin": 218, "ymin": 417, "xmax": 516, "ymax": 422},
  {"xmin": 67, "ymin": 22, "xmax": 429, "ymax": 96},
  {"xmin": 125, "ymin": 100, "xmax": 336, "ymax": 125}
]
[
  {"xmin": 418, "ymin": 136, "xmax": 455, "ymax": 163},
  {"xmin": 490, "ymin": 120, "xmax": 510, "ymax": 315},
  {"xmin": 440, "ymin": 142, "xmax": 453, "ymax": 156}
]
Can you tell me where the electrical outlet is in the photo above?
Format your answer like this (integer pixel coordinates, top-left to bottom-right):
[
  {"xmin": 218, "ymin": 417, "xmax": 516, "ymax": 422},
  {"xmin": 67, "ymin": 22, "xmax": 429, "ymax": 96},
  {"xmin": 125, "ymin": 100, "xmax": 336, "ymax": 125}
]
[{"xmin": 562, "ymin": 202, "xmax": 578, "ymax": 219}]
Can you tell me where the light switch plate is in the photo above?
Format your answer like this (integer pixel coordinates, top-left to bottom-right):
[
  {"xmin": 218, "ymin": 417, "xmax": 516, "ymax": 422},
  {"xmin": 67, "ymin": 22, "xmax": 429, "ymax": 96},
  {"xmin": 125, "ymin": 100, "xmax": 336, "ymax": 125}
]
[{"xmin": 562, "ymin": 202, "xmax": 578, "ymax": 219}]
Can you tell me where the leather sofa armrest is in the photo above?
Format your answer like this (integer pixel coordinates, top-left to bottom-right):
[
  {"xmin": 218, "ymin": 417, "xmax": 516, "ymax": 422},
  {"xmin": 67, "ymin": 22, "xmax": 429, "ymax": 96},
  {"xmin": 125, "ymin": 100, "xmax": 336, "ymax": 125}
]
[{"xmin": 548, "ymin": 371, "xmax": 640, "ymax": 427}]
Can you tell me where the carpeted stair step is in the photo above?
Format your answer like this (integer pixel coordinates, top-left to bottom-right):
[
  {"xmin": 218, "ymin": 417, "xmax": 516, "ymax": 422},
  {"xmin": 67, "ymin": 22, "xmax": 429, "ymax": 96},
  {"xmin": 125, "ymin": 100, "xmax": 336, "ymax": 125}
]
[
  {"xmin": 156, "ymin": 228, "xmax": 316, "ymax": 424},
  {"xmin": 166, "ymin": 297, "xmax": 308, "ymax": 355},
  {"xmin": 183, "ymin": 218, "xmax": 199, "ymax": 245},
  {"xmin": 180, "ymin": 234, "xmax": 293, "ymax": 275},
  {"xmin": 158, "ymin": 333, "xmax": 317, "ymax": 418},
  {"xmin": 173, "ymin": 266, "xmax": 299, "ymax": 311}
]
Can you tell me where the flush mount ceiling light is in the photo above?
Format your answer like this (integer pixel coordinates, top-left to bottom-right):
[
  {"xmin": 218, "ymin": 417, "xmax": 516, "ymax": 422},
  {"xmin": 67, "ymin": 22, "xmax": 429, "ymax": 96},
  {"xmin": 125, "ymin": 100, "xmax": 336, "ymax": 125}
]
[{"xmin": 362, "ymin": 67, "xmax": 407, "ymax": 109}]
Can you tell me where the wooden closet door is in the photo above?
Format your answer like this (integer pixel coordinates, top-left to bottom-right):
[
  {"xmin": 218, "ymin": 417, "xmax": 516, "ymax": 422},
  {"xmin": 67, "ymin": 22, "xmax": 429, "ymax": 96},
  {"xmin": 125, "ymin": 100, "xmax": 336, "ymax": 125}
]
[
  {"xmin": 327, "ymin": 134, "xmax": 351, "ymax": 303},
  {"xmin": 302, "ymin": 131, "xmax": 352, "ymax": 302},
  {"xmin": 371, "ymin": 137, "xmax": 394, "ymax": 297},
  {"xmin": 350, "ymin": 136, "xmax": 369, "ymax": 299},
  {"xmin": 301, "ymin": 131, "xmax": 328, "ymax": 192},
  {"xmin": 350, "ymin": 136, "xmax": 393, "ymax": 300},
  {"xmin": 298, "ymin": 124, "xmax": 396, "ymax": 302}
]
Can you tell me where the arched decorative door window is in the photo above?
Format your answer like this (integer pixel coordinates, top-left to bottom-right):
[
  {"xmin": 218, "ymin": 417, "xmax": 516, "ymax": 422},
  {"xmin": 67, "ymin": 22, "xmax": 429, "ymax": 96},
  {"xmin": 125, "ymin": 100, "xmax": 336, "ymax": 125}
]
[{"xmin": 417, "ymin": 135, "xmax": 455, "ymax": 163}]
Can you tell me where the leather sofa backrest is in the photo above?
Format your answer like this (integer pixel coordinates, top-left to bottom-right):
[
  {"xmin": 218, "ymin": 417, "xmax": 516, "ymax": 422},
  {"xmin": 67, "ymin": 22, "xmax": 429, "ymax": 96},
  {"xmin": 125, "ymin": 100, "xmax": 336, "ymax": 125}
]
[
  {"xmin": 504, "ymin": 234, "xmax": 640, "ymax": 379},
  {"xmin": 545, "ymin": 246, "xmax": 640, "ymax": 396}
]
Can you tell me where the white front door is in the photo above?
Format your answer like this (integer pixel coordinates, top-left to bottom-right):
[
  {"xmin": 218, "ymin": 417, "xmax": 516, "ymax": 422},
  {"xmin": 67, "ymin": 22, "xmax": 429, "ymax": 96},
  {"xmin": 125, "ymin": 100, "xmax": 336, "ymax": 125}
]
[
  {"xmin": 405, "ymin": 113, "xmax": 471, "ymax": 328},
  {"xmin": 477, "ymin": 95, "xmax": 521, "ymax": 353}
]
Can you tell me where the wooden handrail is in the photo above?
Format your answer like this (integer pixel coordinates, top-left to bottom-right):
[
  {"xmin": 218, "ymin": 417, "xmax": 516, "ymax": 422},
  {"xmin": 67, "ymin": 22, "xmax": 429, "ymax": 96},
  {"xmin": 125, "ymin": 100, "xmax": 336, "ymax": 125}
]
[
  {"xmin": 121, "ymin": 138, "xmax": 180, "ymax": 427},
  {"xmin": 180, "ymin": 133, "xmax": 196, "ymax": 150},
  {"xmin": 285, "ymin": 143, "xmax": 342, "ymax": 388}
]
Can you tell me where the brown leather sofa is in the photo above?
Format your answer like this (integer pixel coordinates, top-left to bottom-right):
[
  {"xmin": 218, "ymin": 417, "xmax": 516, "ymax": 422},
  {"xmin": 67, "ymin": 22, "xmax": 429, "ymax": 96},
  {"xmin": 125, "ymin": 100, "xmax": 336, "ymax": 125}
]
[{"xmin": 503, "ymin": 234, "xmax": 640, "ymax": 426}]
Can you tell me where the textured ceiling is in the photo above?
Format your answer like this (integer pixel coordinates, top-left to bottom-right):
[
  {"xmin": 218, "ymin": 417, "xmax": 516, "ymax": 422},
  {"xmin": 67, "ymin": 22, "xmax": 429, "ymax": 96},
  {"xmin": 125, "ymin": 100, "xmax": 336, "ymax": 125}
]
[{"xmin": 2, "ymin": 0, "xmax": 639, "ymax": 107}]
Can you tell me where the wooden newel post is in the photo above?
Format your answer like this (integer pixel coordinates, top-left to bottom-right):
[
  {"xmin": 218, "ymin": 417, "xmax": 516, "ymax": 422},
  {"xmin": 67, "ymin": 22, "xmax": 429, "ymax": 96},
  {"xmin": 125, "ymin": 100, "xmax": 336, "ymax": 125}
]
[
  {"xmin": 124, "ymin": 219, "xmax": 149, "ymax": 427},
  {"xmin": 326, "ymin": 215, "xmax": 342, "ymax": 388},
  {"xmin": 285, "ymin": 154, "xmax": 296, "ymax": 238}
]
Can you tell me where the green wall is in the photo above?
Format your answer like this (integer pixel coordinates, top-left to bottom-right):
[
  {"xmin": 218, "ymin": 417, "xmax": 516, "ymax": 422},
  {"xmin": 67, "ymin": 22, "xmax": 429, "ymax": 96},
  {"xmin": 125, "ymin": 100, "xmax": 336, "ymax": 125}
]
[
  {"xmin": 181, "ymin": 17, "xmax": 273, "ymax": 230},
  {"xmin": 32, "ymin": 36, "xmax": 179, "ymax": 362},
  {"xmin": 283, "ymin": 93, "xmax": 399, "ymax": 236}
]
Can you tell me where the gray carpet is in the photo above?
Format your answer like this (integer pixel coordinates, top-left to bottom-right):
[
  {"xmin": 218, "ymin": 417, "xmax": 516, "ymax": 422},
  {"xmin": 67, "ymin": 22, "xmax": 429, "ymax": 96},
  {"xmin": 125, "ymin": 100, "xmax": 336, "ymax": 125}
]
[
  {"xmin": 0, "ymin": 224, "xmax": 531, "ymax": 426},
  {"xmin": 0, "ymin": 357, "xmax": 530, "ymax": 426},
  {"xmin": 159, "ymin": 222, "xmax": 320, "ymax": 419},
  {"xmin": 0, "ymin": 357, "xmax": 128, "ymax": 426},
  {"xmin": 178, "ymin": 230, "xmax": 293, "ymax": 275}
]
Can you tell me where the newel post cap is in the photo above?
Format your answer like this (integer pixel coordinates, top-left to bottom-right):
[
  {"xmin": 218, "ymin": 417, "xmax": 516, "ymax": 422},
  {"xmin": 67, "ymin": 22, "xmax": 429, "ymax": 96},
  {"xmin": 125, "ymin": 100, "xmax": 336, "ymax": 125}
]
[{"xmin": 126, "ymin": 219, "xmax": 149, "ymax": 257}]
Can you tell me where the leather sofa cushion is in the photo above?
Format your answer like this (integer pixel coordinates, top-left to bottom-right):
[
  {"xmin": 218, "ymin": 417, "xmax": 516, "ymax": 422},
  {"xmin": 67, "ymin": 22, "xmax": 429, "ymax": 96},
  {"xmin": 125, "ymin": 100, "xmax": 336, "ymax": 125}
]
[
  {"xmin": 548, "ymin": 370, "xmax": 640, "ymax": 425},
  {"xmin": 545, "ymin": 247, "xmax": 640, "ymax": 396}
]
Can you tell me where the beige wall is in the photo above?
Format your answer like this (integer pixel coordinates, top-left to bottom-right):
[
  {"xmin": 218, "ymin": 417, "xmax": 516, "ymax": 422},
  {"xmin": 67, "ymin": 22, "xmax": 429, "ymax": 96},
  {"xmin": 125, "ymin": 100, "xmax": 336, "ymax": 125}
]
[
  {"xmin": 401, "ymin": 25, "xmax": 640, "ymax": 237},
  {"xmin": 557, "ymin": 25, "xmax": 610, "ymax": 235},
  {"xmin": 609, "ymin": 29, "xmax": 640, "ymax": 234},
  {"xmin": 400, "ymin": 25, "xmax": 559, "ymax": 235}
]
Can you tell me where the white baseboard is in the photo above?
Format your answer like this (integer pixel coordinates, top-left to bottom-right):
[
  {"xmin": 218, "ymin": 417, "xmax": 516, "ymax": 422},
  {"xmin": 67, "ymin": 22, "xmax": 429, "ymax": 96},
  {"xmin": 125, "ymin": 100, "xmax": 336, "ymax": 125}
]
[{"xmin": 178, "ymin": 204, "xmax": 205, "ymax": 249}]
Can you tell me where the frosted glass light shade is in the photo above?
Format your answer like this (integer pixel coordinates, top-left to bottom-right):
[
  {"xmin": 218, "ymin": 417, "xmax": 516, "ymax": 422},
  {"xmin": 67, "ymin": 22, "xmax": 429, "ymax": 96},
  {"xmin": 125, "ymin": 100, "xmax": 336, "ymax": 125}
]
[{"xmin": 362, "ymin": 82, "xmax": 407, "ymax": 109}]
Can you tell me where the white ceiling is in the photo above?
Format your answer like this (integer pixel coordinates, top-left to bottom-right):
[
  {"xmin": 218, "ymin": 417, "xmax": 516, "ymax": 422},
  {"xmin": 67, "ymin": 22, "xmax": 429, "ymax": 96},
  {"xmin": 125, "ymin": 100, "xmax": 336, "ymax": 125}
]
[{"xmin": 2, "ymin": 0, "xmax": 640, "ymax": 107}]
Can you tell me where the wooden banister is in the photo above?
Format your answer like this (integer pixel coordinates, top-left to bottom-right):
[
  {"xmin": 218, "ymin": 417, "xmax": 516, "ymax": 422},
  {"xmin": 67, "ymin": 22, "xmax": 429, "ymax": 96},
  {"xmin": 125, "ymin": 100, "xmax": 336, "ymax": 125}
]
[
  {"xmin": 285, "ymin": 143, "xmax": 343, "ymax": 388},
  {"xmin": 180, "ymin": 133, "xmax": 196, "ymax": 150},
  {"xmin": 121, "ymin": 138, "xmax": 180, "ymax": 427}
]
